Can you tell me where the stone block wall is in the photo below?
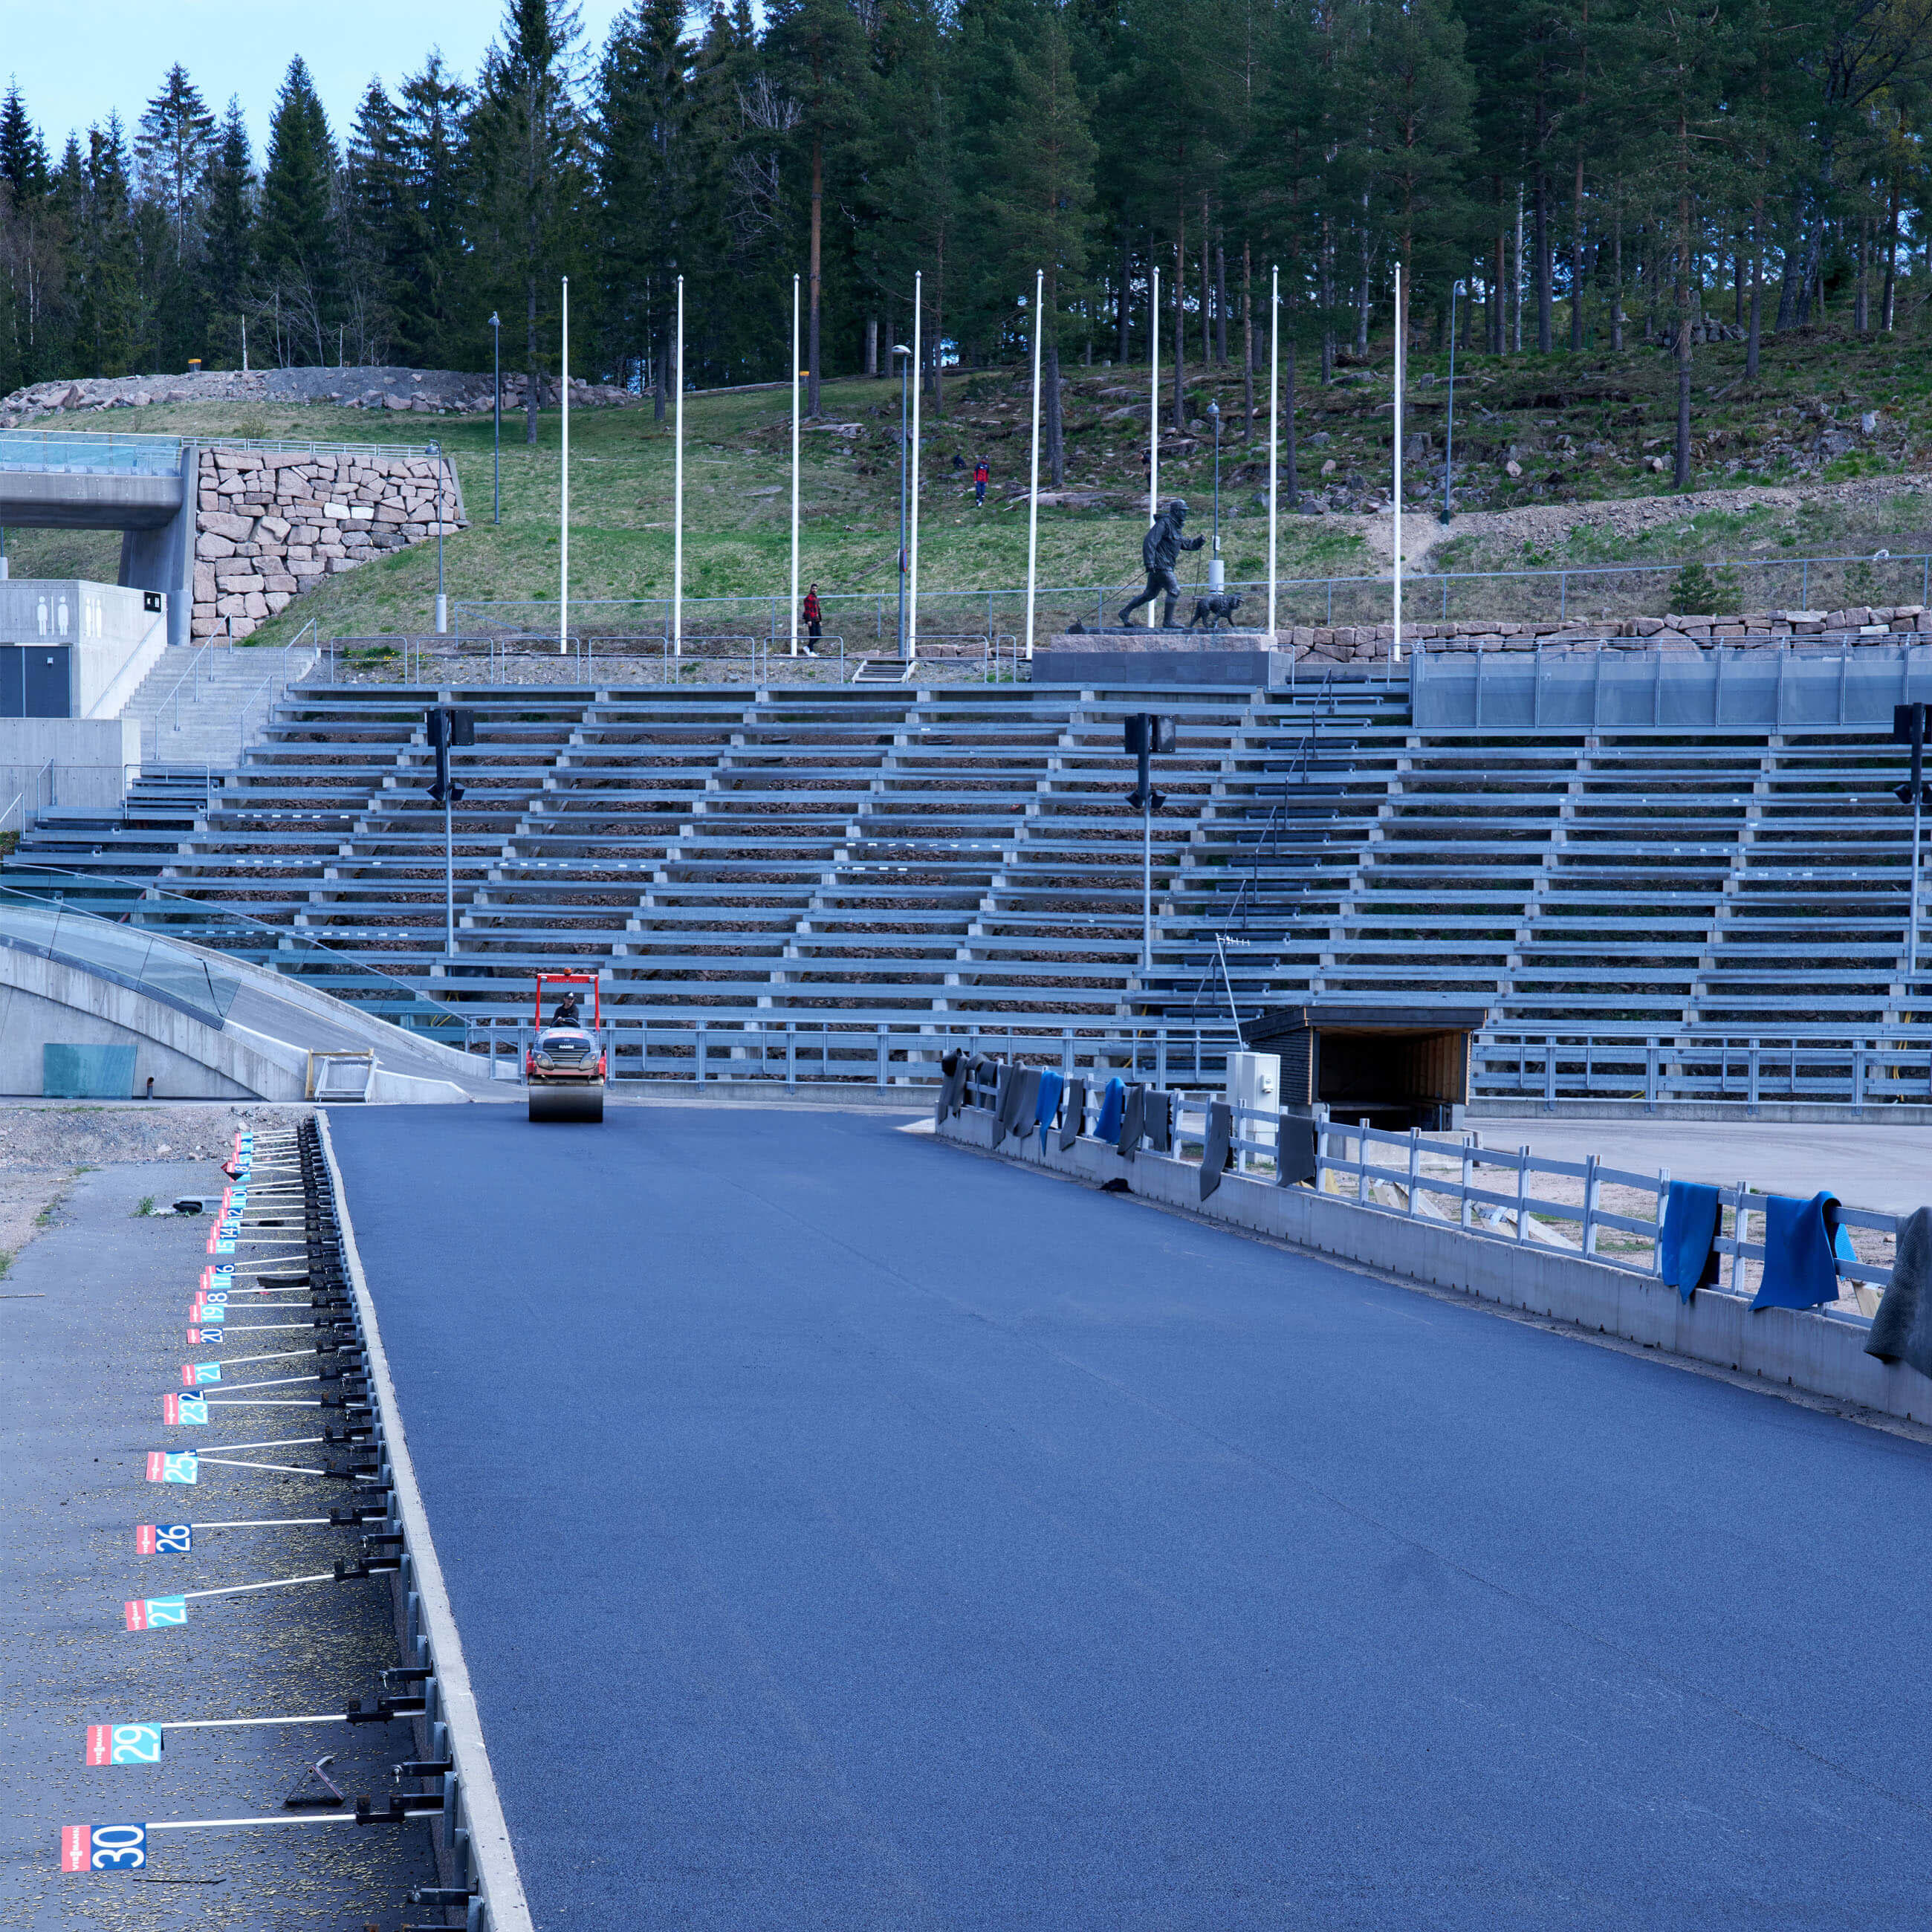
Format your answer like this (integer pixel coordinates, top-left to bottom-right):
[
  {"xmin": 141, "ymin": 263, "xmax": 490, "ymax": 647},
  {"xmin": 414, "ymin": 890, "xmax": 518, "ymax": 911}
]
[{"xmin": 190, "ymin": 447, "xmax": 467, "ymax": 641}]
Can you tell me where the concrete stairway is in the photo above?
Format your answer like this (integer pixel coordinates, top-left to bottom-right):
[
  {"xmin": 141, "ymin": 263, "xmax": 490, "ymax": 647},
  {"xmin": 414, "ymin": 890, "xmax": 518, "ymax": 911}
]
[{"xmin": 120, "ymin": 640, "xmax": 320, "ymax": 771}]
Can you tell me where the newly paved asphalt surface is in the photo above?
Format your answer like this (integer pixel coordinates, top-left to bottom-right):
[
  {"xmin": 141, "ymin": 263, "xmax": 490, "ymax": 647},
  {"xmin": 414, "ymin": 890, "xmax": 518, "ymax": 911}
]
[{"xmin": 330, "ymin": 1104, "xmax": 1932, "ymax": 1931}]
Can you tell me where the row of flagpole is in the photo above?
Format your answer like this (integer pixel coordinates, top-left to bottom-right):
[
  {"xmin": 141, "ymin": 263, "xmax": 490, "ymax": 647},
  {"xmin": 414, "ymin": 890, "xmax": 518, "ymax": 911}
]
[{"xmin": 550, "ymin": 266, "xmax": 1410, "ymax": 667}]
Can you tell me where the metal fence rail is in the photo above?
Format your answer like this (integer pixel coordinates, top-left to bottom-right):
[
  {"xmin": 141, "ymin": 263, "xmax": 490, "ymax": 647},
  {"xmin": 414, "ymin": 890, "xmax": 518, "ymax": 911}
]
[
  {"xmin": 451, "ymin": 551, "xmax": 1932, "ymax": 648},
  {"xmin": 959, "ymin": 1059, "xmax": 1896, "ymax": 1308}
]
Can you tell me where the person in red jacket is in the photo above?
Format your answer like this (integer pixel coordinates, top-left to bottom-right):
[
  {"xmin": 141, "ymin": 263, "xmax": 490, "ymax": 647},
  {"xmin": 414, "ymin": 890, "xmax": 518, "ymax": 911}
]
[
  {"xmin": 973, "ymin": 460, "xmax": 990, "ymax": 506},
  {"xmin": 802, "ymin": 583, "xmax": 822, "ymax": 654}
]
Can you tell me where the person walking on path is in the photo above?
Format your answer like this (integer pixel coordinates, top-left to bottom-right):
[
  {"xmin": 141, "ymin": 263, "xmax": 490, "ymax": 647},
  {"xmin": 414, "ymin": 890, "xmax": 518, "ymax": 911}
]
[
  {"xmin": 973, "ymin": 460, "xmax": 990, "ymax": 507},
  {"xmin": 803, "ymin": 583, "xmax": 823, "ymax": 654}
]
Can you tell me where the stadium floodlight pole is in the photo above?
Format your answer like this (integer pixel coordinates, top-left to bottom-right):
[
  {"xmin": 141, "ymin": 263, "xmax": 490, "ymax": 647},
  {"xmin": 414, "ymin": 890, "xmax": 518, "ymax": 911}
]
[
  {"xmin": 1147, "ymin": 263, "xmax": 1159, "ymax": 626},
  {"xmin": 1267, "ymin": 266, "xmax": 1279, "ymax": 639},
  {"xmin": 560, "ymin": 276, "xmax": 569, "ymax": 656},
  {"xmin": 429, "ymin": 442, "xmax": 447, "ymax": 635},
  {"xmin": 1442, "ymin": 280, "xmax": 1462, "ymax": 524},
  {"xmin": 673, "ymin": 274, "xmax": 684, "ymax": 660},
  {"xmin": 1026, "ymin": 268, "xmax": 1043, "ymax": 663},
  {"xmin": 489, "ymin": 311, "xmax": 501, "ymax": 525},
  {"xmin": 1392, "ymin": 262, "xmax": 1404, "ymax": 667},
  {"xmin": 790, "ymin": 274, "xmax": 800, "ymax": 656},
  {"xmin": 892, "ymin": 343, "xmax": 910, "ymax": 655},
  {"xmin": 910, "ymin": 270, "xmax": 923, "ymax": 664}
]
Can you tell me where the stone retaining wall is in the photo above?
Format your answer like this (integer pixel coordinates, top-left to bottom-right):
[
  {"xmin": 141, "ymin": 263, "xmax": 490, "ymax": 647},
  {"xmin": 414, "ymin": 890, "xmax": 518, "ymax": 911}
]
[{"xmin": 191, "ymin": 447, "xmax": 467, "ymax": 642}]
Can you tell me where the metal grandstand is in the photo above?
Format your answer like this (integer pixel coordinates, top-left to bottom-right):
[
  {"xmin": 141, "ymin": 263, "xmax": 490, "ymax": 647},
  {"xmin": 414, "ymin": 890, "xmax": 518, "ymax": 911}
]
[{"xmin": 8, "ymin": 650, "xmax": 1932, "ymax": 1107}]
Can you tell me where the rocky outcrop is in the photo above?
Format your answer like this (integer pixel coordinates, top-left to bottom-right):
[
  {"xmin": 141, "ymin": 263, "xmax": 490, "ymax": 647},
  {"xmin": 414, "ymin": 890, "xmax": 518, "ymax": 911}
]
[
  {"xmin": 190, "ymin": 447, "xmax": 467, "ymax": 642},
  {"xmin": 0, "ymin": 364, "xmax": 638, "ymax": 426}
]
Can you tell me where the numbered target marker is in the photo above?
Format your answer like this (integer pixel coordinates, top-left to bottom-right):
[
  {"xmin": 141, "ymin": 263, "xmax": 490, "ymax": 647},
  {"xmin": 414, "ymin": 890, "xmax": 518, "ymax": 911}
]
[
  {"xmin": 189, "ymin": 1306, "xmax": 225, "ymax": 1326},
  {"xmin": 181, "ymin": 1364, "xmax": 221, "ymax": 1387},
  {"xmin": 85, "ymin": 1725, "xmax": 163, "ymax": 1767},
  {"xmin": 134, "ymin": 1524, "xmax": 192, "ymax": 1555},
  {"xmin": 161, "ymin": 1395, "xmax": 208, "ymax": 1427},
  {"xmin": 61, "ymin": 1822, "xmax": 146, "ymax": 1872},
  {"xmin": 201, "ymin": 1266, "xmax": 233, "ymax": 1293},
  {"xmin": 144, "ymin": 1453, "xmax": 198, "ymax": 1485},
  {"xmin": 123, "ymin": 1597, "xmax": 188, "ymax": 1632}
]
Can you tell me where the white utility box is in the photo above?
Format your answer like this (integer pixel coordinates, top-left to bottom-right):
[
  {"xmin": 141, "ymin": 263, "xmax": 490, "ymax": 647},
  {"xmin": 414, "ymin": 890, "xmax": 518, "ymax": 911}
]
[{"xmin": 1225, "ymin": 1051, "xmax": 1280, "ymax": 1173}]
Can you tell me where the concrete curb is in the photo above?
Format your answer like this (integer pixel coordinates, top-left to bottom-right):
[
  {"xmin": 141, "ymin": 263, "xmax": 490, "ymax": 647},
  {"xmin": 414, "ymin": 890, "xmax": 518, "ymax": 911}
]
[{"xmin": 936, "ymin": 1106, "xmax": 1932, "ymax": 1428}]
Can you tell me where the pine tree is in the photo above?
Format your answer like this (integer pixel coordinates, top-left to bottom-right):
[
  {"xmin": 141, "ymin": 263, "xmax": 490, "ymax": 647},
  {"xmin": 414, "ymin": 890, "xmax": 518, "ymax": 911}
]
[
  {"xmin": 764, "ymin": 0, "xmax": 869, "ymax": 414},
  {"xmin": 393, "ymin": 56, "xmax": 473, "ymax": 369},
  {"xmin": 0, "ymin": 85, "xmax": 58, "ymax": 389},
  {"xmin": 72, "ymin": 117, "xmax": 141, "ymax": 376},
  {"xmin": 967, "ymin": 0, "xmax": 1097, "ymax": 485},
  {"xmin": 200, "ymin": 99, "xmax": 254, "ymax": 364},
  {"xmin": 134, "ymin": 64, "xmax": 215, "ymax": 265},
  {"xmin": 257, "ymin": 57, "xmax": 341, "ymax": 365},
  {"xmin": 343, "ymin": 80, "xmax": 406, "ymax": 363},
  {"xmin": 470, "ymin": 0, "xmax": 589, "ymax": 441}
]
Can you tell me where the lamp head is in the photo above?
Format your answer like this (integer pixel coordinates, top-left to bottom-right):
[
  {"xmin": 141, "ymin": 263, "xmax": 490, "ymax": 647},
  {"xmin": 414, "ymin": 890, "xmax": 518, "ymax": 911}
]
[
  {"xmin": 892, "ymin": 345, "xmax": 911, "ymax": 357},
  {"xmin": 489, "ymin": 311, "xmax": 499, "ymax": 328},
  {"xmin": 1206, "ymin": 401, "xmax": 1219, "ymax": 422}
]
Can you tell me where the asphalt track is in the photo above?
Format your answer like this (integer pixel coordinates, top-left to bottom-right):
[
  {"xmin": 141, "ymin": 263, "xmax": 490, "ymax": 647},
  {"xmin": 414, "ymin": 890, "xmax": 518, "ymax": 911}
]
[{"xmin": 329, "ymin": 1104, "xmax": 1932, "ymax": 1932}]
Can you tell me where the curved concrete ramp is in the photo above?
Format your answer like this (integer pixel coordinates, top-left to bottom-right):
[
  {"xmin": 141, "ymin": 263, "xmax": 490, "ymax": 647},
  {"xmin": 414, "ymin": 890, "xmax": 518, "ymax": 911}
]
[{"xmin": 0, "ymin": 909, "xmax": 490, "ymax": 1101}]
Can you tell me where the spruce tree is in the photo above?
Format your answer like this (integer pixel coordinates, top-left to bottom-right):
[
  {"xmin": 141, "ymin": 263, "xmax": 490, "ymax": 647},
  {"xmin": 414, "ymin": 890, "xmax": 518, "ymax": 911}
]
[
  {"xmin": 257, "ymin": 57, "xmax": 341, "ymax": 365},
  {"xmin": 73, "ymin": 117, "xmax": 141, "ymax": 377},
  {"xmin": 200, "ymin": 100, "xmax": 254, "ymax": 365},
  {"xmin": 470, "ymin": 0, "xmax": 589, "ymax": 440},
  {"xmin": 395, "ymin": 56, "xmax": 473, "ymax": 366},
  {"xmin": 134, "ymin": 65, "xmax": 215, "ymax": 265}
]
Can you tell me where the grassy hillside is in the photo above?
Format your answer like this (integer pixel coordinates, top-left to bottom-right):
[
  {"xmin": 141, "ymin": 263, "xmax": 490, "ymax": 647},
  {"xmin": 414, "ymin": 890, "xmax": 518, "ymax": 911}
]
[{"xmin": 5, "ymin": 317, "xmax": 1928, "ymax": 646}]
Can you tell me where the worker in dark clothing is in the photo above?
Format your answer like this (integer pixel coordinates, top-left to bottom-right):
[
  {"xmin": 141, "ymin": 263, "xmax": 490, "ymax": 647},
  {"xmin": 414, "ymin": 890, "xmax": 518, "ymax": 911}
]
[
  {"xmin": 803, "ymin": 583, "xmax": 823, "ymax": 655},
  {"xmin": 551, "ymin": 991, "xmax": 582, "ymax": 1028},
  {"xmin": 1118, "ymin": 500, "xmax": 1204, "ymax": 628},
  {"xmin": 973, "ymin": 460, "xmax": 990, "ymax": 507}
]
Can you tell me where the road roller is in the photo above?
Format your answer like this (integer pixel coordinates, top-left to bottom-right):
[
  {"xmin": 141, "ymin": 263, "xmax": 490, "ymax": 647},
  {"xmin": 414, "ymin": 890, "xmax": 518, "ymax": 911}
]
[{"xmin": 527, "ymin": 972, "xmax": 606, "ymax": 1123}]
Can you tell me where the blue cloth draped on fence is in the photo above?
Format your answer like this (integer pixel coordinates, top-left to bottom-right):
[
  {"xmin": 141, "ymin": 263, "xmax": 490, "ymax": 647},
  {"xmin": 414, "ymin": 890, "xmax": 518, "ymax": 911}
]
[
  {"xmin": 1034, "ymin": 1070, "xmax": 1064, "ymax": 1147},
  {"xmin": 1659, "ymin": 1182, "xmax": 1721, "ymax": 1301},
  {"xmin": 1095, "ymin": 1077, "xmax": 1125, "ymax": 1143},
  {"xmin": 1754, "ymin": 1192, "xmax": 1847, "ymax": 1311}
]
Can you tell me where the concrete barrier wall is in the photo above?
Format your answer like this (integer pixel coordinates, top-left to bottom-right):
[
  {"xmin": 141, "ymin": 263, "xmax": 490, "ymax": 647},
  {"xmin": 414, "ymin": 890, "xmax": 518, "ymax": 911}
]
[
  {"xmin": 0, "ymin": 717, "xmax": 140, "ymax": 815},
  {"xmin": 936, "ymin": 1106, "xmax": 1932, "ymax": 1429},
  {"xmin": 0, "ymin": 947, "xmax": 296, "ymax": 1098}
]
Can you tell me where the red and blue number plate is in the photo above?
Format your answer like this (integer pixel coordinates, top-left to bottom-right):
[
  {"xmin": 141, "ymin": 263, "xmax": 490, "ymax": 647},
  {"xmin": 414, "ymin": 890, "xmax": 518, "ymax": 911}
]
[
  {"xmin": 61, "ymin": 1823, "xmax": 147, "ymax": 1871},
  {"xmin": 85, "ymin": 1725, "xmax": 163, "ymax": 1766},
  {"xmin": 134, "ymin": 1524, "xmax": 192, "ymax": 1555}
]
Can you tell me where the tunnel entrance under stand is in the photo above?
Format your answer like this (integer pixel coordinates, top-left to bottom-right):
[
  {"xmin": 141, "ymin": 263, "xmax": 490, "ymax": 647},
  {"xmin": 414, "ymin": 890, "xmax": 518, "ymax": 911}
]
[{"xmin": 1241, "ymin": 1003, "xmax": 1488, "ymax": 1130}]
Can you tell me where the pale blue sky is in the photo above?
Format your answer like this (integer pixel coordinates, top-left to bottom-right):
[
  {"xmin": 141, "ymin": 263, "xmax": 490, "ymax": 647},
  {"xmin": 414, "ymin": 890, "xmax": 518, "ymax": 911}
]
[{"xmin": 1, "ymin": 1, "xmax": 635, "ymax": 155}]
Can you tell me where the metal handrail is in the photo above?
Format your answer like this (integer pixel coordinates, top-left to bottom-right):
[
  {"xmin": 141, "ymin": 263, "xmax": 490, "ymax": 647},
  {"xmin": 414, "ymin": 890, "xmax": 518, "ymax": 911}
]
[{"xmin": 0, "ymin": 863, "xmax": 464, "ymax": 1032}]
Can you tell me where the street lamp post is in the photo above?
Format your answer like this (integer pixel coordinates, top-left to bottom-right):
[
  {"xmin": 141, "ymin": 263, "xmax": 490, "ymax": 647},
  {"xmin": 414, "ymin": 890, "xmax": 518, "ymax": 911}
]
[
  {"xmin": 429, "ymin": 441, "xmax": 447, "ymax": 635},
  {"xmin": 892, "ymin": 342, "xmax": 911, "ymax": 657},
  {"xmin": 488, "ymin": 311, "xmax": 501, "ymax": 525},
  {"xmin": 1442, "ymin": 281, "xmax": 1464, "ymax": 525}
]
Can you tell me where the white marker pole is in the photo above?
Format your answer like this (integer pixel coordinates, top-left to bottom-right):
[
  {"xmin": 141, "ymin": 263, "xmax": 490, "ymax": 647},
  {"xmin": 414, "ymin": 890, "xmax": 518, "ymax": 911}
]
[
  {"xmin": 909, "ymin": 270, "xmax": 923, "ymax": 664},
  {"xmin": 673, "ymin": 275, "xmax": 684, "ymax": 660},
  {"xmin": 1392, "ymin": 262, "xmax": 1403, "ymax": 667},
  {"xmin": 790, "ymin": 273, "xmax": 800, "ymax": 656},
  {"xmin": 1025, "ymin": 268, "xmax": 1043, "ymax": 662},
  {"xmin": 560, "ymin": 276, "xmax": 569, "ymax": 657},
  {"xmin": 1147, "ymin": 263, "xmax": 1159, "ymax": 626},
  {"xmin": 156, "ymin": 1713, "xmax": 349, "ymax": 1731},
  {"xmin": 1268, "ymin": 265, "xmax": 1279, "ymax": 642}
]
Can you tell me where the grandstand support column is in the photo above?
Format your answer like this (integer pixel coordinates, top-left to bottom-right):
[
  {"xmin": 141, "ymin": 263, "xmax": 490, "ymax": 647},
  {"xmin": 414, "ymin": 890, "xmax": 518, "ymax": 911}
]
[
  {"xmin": 1026, "ymin": 268, "xmax": 1043, "ymax": 662},
  {"xmin": 910, "ymin": 270, "xmax": 923, "ymax": 665},
  {"xmin": 1147, "ymin": 265, "xmax": 1160, "ymax": 627},
  {"xmin": 1913, "ymin": 788, "xmax": 1922, "ymax": 980},
  {"xmin": 1267, "ymin": 266, "xmax": 1279, "ymax": 641},
  {"xmin": 560, "ymin": 276, "xmax": 570, "ymax": 656},
  {"xmin": 1392, "ymin": 263, "xmax": 1404, "ymax": 667},
  {"xmin": 674, "ymin": 275, "xmax": 685, "ymax": 659},
  {"xmin": 790, "ymin": 275, "xmax": 800, "ymax": 656}
]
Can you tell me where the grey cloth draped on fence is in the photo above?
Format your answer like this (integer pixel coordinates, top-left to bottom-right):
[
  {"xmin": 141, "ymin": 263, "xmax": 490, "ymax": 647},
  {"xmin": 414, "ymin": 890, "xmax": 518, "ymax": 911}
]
[
  {"xmin": 1059, "ymin": 1078, "xmax": 1086, "ymax": 1151},
  {"xmin": 1117, "ymin": 1085, "xmax": 1146, "ymax": 1156},
  {"xmin": 1200, "ymin": 1102, "xmax": 1234, "ymax": 1201},
  {"xmin": 1277, "ymin": 1114, "xmax": 1318, "ymax": 1187},
  {"xmin": 1866, "ymin": 1206, "xmax": 1932, "ymax": 1379},
  {"xmin": 1006, "ymin": 1069, "xmax": 1043, "ymax": 1139}
]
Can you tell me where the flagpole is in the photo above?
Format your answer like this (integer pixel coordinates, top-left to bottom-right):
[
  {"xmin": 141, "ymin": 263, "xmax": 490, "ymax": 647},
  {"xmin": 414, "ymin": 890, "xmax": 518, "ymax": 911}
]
[
  {"xmin": 1147, "ymin": 263, "xmax": 1159, "ymax": 626},
  {"xmin": 1025, "ymin": 268, "xmax": 1043, "ymax": 661},
  {"xmin": 1392, "ymin": 263, "xmax": 1403, "ymax": 667},
  {"xmin": 1268, "ymin": 265, "xmax": 1279, "ymax": 643},
  {"xmin": 673, "ymin": 274, "xmax": 684, "ymax": 660},
  {"xmin": 909, "ymin": 270, "xmax": 923, "ymax": 664},
  {"xmin": 560, "ymin": 276, "xmax": 568, "ymax": 655},
  {"xmin": 790, "ymin": 274, "xmax": 800, "ymax": 655}
]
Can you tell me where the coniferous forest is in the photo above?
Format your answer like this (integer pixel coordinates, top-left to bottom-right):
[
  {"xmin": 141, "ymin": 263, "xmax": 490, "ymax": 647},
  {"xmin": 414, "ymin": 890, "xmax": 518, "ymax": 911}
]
[{"xmin": 1, "ymin": 0, "xmax": 1928, "ymax": 490}]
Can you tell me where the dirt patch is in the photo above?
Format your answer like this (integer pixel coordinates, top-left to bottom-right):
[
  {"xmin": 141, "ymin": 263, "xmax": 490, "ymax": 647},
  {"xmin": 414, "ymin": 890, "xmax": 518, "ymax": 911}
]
[{"xmin": 0, "ymin": 1101, "xmax": 309, "ymax": 1173}]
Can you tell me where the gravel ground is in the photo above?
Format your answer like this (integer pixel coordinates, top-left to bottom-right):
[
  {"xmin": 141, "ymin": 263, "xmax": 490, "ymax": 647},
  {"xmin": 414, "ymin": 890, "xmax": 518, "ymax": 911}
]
[{"xmin": 0, "ymin": 1152, "xmax": 439, "ymax": 1931}]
